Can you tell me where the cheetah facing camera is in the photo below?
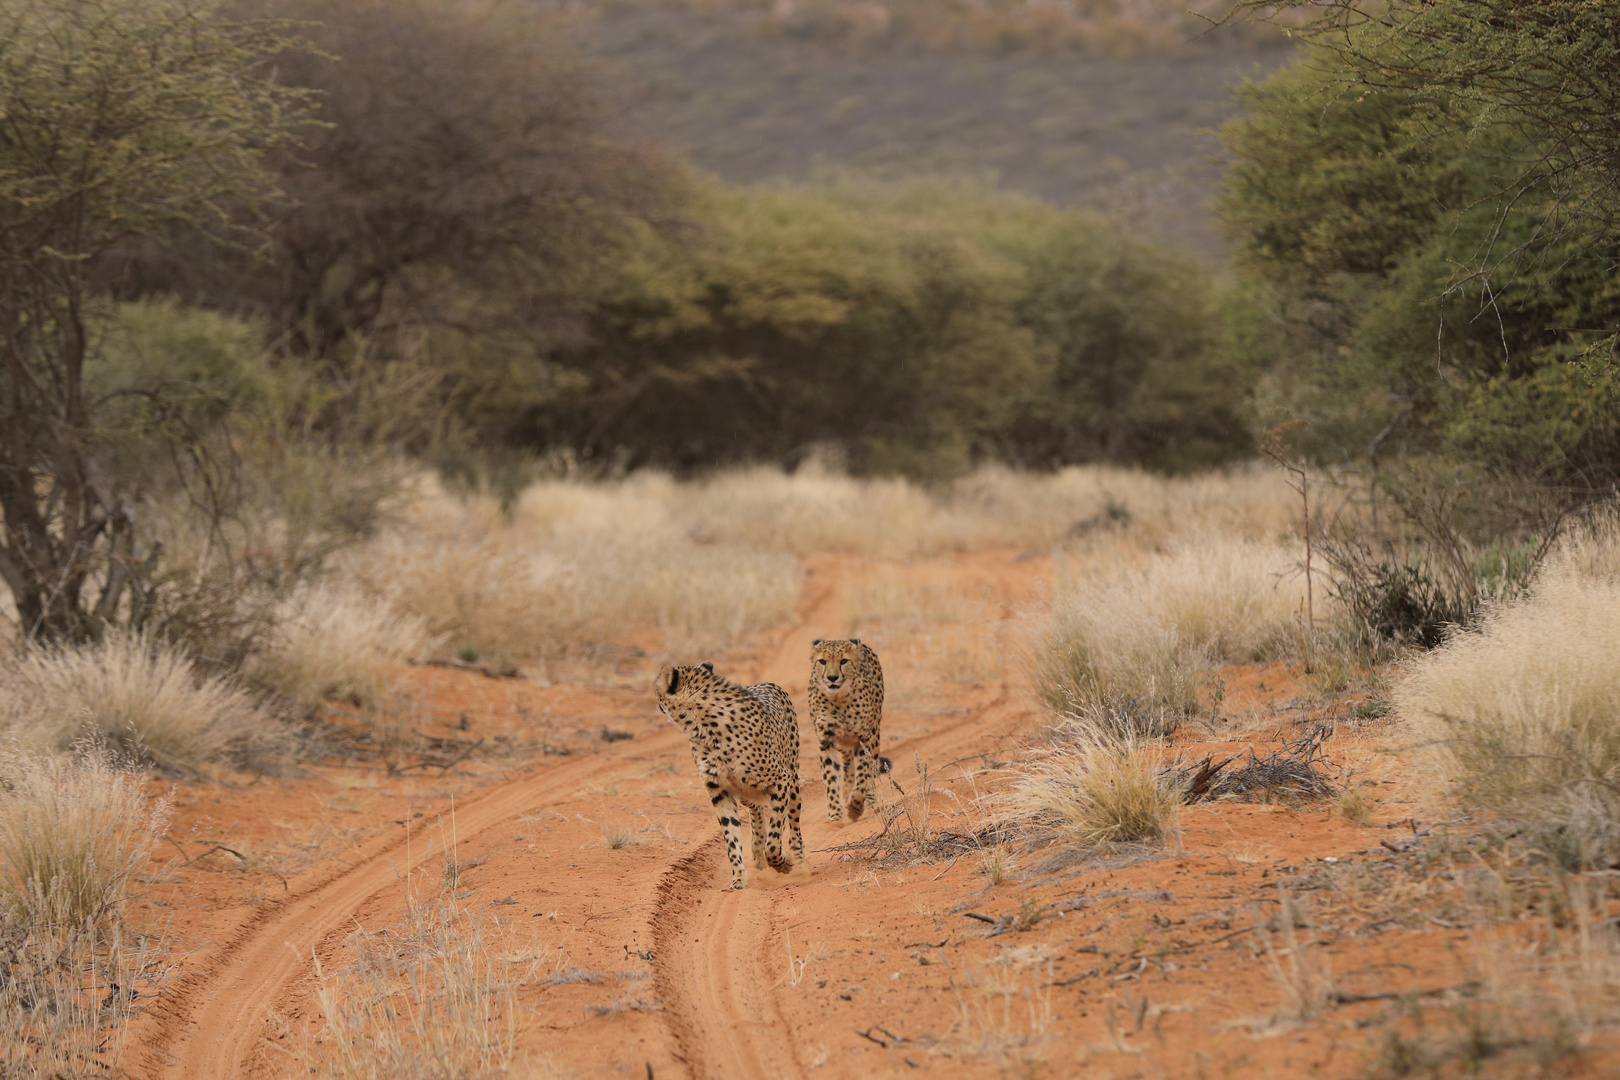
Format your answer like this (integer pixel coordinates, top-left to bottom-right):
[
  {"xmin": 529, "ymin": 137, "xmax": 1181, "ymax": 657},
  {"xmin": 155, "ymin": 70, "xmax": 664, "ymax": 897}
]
[
  {"xmin": 654, "ymin": 662, "xmax": 804, "ymax": 890},
  {"xmin": 808, "ymin": 638, "xmax": 886, "ymax": 823}
]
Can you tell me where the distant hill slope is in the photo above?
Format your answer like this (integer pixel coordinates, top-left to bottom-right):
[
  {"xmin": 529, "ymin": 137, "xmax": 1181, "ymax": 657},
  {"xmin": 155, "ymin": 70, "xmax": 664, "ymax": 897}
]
[{"xmin": 581, "ymin": 6, "xmax": 1296, "ymax": 257}]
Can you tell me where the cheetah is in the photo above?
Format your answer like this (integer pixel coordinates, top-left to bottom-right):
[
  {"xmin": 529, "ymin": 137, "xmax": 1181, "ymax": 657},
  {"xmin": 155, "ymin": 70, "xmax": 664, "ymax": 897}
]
[
  {"xmin": 654, "ymin": 662, "xmax": 805, "ymax": 890},
  {"xmin": 807, "ymin": 638, "xmax": 886, "ymax": 823}
]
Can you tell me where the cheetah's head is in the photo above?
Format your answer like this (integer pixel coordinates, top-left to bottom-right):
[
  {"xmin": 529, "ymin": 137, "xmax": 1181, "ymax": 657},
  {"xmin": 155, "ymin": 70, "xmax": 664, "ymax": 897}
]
[
  {"xmin": 654, "ymin": 662, "xmax": 715, "ymax": 727},
  {"xmin": 810, "ymin": 638, "xmax": 862, "ymax": 699}
]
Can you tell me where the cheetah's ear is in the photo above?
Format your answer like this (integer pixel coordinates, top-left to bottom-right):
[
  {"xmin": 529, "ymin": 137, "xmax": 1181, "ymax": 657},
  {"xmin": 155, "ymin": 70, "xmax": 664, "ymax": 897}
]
[
  {"xmin": 656, "ymin": 666, "xmax": 679, "ymax": 696},
  {"xmin": 811, "ymin": 638, "xmax": 824, "ymax": 646},
  {"xmin": 849, "ymin": 637, "xmax": 861, "ymax": 645},
  {"xmin": 699, "ymin": 661, "xmax": 714, "ymax": 675}
]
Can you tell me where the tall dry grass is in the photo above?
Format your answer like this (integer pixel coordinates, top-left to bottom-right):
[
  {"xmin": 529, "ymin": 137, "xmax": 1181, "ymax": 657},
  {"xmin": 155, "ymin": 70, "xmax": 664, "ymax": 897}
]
[
  {"xmin": 1395, "ymin": 558, "xmax": 1620, "ymax": 868},
  {"xmin": 0, "ymin": 635, "xmax": 267, "ymax": 774},
  {"xmin": 0, "ymin": 751, "xmax": 169, "ymax": 932},
  {"xmin": 249, "ymin": 584, "xmax": 434, "ymax": 709},
  {"xmin": 345, "ymin": 475, "xmax": 803, "ymax": 671},
  {"xmin": 323, "ymin": 462, "xmax": 1297, "ymax": 680},
  {"xmin": 678, "ymin": 462, "xmax": 1297, "ymax": 558},
  {"xmin": 283, "ymin": 895, "xmax": 548, "ymax": 1080},
  {"xmin": 1005, "ymin": 727, "xmax": 1181, "ymax": 850},
  {"xmin": 0, "ymin": 751, "xmax": 170, "ymax": 1080},
  {"xmin": 1032, "ymin": 534, "xmax": 1308, "ymax": 734}
]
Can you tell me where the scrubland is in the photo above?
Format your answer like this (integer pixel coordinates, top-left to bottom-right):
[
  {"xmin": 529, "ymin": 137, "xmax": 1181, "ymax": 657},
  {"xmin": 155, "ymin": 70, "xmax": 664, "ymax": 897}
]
[{"xmin": 5, "ymin": 461, "xmax": 1620, "ymax": 1077}]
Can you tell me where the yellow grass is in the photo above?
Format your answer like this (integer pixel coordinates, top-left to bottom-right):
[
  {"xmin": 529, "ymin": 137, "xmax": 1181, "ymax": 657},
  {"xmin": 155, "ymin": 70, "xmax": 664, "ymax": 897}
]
[
  {"xmin": 0, "ymin": 634, "xmax": 267, "ymax": 774},
  {"xmin": 1006, "ymin": 730, "xmax": 1180, "ymax": 849},
  {"xmin": 345, "ymin": 475, "xmax": 803, "ymax": 670},
  {"xmin": 284, "ymin": 896, "xmax": 538, "ymax": 1080},
  {"xmin": 0, "ymin": 750, "xmax": 169, "ymax": 934},
  {"xmin": 676, "ymin": 461, "xmax": 1298, "ymax": 558},
  {"xmin": 249, "ymin": 584, "xmax": 435, "ymax": 709},
  {"xmin": 0, "ymin": 752, "xmax": 169, "ymax": 1079},
  {"xmin": 1033, "ymin": 533, "xmax": 1308, "ymax": 732},
  {"xmin": 1395, "ymin": 560, "xmax": 1620, "ymax": 867}
]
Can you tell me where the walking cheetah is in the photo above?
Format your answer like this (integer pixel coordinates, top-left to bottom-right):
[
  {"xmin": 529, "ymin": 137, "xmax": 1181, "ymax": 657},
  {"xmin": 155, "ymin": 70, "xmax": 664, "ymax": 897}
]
[
  {"xmin": 808, "ymin": 638, "xmax": 886, "ymax": 823},
  {"xmin": 654, "ymin": 662, "xmax": 805, "ymax": 890}
]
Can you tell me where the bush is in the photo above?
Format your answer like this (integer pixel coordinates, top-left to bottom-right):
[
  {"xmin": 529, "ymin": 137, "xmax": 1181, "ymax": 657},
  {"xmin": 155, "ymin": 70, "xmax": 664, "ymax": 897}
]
[
  {"xmin": 528, "ymin": 175, "xmax": 1249, "ymax": 477},
  {"xmin": 0, "ymin": 635, "xmax": 267, "ymax": 775}
]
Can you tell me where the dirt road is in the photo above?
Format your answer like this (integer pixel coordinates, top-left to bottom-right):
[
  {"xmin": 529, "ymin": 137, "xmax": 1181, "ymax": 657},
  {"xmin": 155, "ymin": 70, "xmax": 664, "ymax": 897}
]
[{"xmin": 138, "ymin": 555, "xmax": 1022, "ymax": 1080}]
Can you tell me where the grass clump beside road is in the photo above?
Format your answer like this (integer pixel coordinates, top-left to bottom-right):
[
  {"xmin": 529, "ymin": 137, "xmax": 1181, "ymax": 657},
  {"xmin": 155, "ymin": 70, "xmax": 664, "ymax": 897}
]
[
  {"xmin": 1396, "ymin": 553, "xmax": 1620, "ymax": 870},
  {"xmin": 249, "ymin": 583, "xmax": 435, "ymax": 710},
  {"xmin": 1032, "ymin": 533, "xmax": 1307, "ymax": 736},
  {"xmin": 0, "ymin": 635, "xmax": 266, "ymax": 775},
  {"xmin": 0, "ymin": 751, "xmax": 170, "ymax": 1080},
  {"xmin": 1008, "ymin": 728, "xmax": 1181, "ymax": 850}
]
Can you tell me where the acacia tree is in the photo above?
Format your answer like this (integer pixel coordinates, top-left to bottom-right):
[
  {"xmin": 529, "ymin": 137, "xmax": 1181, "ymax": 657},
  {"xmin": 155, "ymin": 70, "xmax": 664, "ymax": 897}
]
[
  {"xmin": 1220, "ymin": 1, "xmax": 1620, "ymax": 331},
  {"xmin": 0, "ymin": 0, "xmax": 306, "ymax": 642}
]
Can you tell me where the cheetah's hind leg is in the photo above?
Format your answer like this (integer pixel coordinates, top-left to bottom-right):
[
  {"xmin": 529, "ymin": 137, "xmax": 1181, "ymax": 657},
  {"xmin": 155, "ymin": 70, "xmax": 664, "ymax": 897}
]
[
  {"xmin": 711, "ymin": 789, "xmax": 747, "ymax": 889},
  {"xmin": 786, "ymin": 777, "xmax": 806, "ymax": 869}
]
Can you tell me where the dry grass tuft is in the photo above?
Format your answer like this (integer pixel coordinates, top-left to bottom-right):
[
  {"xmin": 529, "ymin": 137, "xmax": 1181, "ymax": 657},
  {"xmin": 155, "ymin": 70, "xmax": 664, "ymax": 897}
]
[
  {"xmin": 0, "ymin": 751, "xmax": 170, "ymax": 933},
  {"xmin": 1032, "ymin": 534, "xmax": 1307, "ymax": 735},
  {"xmin": 0, "ymin": 752, "xmax": 170, "ymax": 1079},
  {"xmin": 1336, "ymin": 784, "xmax": 1374, "ymax": 825},
  {"xmin": 1395, "ymin": 563, "xmax": 1620, "ymax": 868},
  {"xmin": 0, "ymin": 635, "xmax": 268, "ymax": 774},
  {"xmin": 249, "ymin": 584, "xmax": 434, "ymax": 709},
  {"xmin": 284, "ymin": 896, "xmax": 537, "ymax": 1080},
  {"xmin": 1007, "ymin": 731, "xmax": 1180, "ymax": 850}
]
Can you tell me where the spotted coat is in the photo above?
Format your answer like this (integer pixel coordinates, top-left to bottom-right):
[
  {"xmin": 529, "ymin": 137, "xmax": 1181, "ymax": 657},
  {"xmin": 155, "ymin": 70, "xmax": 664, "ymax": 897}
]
[
  {"xmin": 654, "ymin": 662, "xmax": 804, "ymax": 889},
  {"xmin": 807, "ymin": 638, "xmax": 886, "ymax": 823}
]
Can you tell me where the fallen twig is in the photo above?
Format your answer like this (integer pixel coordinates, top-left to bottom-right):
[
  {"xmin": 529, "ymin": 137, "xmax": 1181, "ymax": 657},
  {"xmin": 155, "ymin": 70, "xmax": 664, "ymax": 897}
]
[{"xmin": 411, "ymin": 656, "xmax": 522, "ymax": 680}]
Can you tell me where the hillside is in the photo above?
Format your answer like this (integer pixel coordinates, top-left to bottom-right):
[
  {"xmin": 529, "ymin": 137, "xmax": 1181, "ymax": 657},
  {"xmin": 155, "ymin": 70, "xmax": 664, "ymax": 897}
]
[{"xmin": 580, "ymin": 4, "xmax": 1296, "ymax": 255}]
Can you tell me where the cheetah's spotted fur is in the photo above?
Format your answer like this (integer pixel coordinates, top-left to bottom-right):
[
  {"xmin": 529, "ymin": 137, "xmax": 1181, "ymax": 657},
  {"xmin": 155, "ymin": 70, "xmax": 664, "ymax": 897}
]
[
  {"xmin": 654, "ymin": 662, "xmax": 804, "ymax": 889},
  {"xmin": 807, "ymin": 638, "xmax": 886, "ymax": 823}
]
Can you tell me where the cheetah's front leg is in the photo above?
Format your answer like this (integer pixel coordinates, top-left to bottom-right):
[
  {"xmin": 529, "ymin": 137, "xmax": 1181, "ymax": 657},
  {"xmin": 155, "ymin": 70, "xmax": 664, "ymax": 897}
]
[
  {"xmin": 819, "ymin": 732, "xmax": 845, "ymax": 822},
  {"xmin": 843, "ymin": 748, "xmax": 865, "ymax": 822},
  {"xmin": 705, "ymin": 779, "xmax": 748, "ymax": 889},
  {"xmin": 847, "ymin": 741, "xmax": 878, "ymax": 822},
  {"xmin": 763, "ymin": 785, "xmax": 793, "ymax": 873}
]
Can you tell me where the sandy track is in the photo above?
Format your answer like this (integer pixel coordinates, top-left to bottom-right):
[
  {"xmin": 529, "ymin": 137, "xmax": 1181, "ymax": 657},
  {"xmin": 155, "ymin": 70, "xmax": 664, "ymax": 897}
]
[
  {"xmin": 648, "ymin": 558, "xmax": 1019, "ymax": 1080},
  {"xmin": 138, "ymin": 731, "xmax": 683, "ymax": 1079}
]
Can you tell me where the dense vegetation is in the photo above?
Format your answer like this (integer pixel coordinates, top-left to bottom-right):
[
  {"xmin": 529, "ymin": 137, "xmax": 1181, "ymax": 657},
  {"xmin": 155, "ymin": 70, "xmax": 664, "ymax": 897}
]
[
  {"xmin": 1218, "ymin": 1, "xmax": 1620, "ymax": 499},
  {"xmin": 6, "ymin": 0, "xmax": 1619, "ymax": 647}
]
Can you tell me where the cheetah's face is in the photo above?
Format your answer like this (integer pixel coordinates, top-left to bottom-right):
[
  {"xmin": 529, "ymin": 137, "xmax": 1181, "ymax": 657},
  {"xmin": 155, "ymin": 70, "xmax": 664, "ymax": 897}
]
[
  {"xmin": 654, "ymin": 662, "xmax": 714, "ymax": 727},
  {"xmin": 810, "ymin": 639, "xmax": 862, "ymax": 697}
]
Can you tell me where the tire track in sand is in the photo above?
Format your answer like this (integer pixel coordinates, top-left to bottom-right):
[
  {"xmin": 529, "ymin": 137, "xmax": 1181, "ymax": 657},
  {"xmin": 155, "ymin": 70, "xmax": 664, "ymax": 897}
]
[
  {"xmin": 650, "ymin": 558, "xmax": 1022, "ymax": 1080},
  {"xmin": 139, "ymin": 727, "xmax": 686, "ymax": 1079}
]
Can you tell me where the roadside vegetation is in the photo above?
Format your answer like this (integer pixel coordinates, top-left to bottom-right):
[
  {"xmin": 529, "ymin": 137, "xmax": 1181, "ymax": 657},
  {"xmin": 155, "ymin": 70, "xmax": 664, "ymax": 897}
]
[{"xmin": 2, "ymin": 0, "xmax": 1619, "ymax": 1073}]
